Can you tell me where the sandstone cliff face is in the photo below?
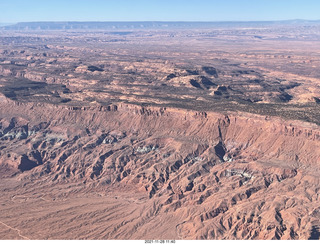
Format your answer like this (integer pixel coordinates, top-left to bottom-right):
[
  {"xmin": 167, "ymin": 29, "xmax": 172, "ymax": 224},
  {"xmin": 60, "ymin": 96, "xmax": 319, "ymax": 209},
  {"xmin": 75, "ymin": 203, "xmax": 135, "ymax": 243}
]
[{"xmin": 0, "ymin": 99, "xmax": 319, "ymax": 240}]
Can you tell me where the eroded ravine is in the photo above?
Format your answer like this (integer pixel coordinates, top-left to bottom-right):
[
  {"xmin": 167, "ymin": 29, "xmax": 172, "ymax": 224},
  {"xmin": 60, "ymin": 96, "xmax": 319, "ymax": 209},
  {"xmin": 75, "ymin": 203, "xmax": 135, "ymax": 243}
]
[{"xmin": 0, "ymin": 98, "xmax": 320, "ymax": 239}]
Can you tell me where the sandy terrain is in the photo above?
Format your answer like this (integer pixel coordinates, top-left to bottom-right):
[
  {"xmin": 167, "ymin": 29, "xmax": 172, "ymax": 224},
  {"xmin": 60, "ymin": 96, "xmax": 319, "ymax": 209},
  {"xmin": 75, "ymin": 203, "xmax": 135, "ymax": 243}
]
[{"xmin": 0, "ymin": 21, "xmax": 320, "ymax": 240}]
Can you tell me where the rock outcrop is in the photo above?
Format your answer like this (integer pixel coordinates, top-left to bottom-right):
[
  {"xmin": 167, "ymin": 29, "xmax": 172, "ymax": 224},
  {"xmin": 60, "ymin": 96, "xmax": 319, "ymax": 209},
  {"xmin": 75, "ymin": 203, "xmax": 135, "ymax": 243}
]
[{"xmin": 0, "ymin": 100, "xmax": 319, "ymax": 239}]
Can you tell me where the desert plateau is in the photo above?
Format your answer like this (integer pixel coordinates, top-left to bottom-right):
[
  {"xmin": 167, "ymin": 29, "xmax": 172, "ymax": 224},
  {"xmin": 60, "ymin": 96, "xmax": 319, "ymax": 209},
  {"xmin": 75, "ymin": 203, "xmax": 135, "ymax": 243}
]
[{"xmin": 0, "ymin": 21, "xmax": 320, "ymax": 240}]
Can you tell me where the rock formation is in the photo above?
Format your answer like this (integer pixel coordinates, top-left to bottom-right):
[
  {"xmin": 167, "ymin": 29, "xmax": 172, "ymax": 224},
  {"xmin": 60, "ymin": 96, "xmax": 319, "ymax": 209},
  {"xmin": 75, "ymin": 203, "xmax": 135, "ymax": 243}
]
[{"xmin": 0, "ymin": 21, "xmax": 320, "ymax": 240}]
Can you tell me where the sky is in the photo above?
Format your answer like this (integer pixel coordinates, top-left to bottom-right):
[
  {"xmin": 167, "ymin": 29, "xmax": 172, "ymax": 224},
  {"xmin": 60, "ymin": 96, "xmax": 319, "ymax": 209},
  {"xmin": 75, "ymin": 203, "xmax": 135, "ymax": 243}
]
[{"xmin": 0, "ymin": 0, "xmax": 320, "ymax": 23}]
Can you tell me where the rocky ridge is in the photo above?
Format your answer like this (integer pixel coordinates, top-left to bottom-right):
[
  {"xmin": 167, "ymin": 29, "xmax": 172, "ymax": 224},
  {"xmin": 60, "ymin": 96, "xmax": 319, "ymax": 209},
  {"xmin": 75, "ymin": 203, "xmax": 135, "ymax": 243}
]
[{"xmin": 0, "ymin": 97, "xmax": 319, "ymax": 239}]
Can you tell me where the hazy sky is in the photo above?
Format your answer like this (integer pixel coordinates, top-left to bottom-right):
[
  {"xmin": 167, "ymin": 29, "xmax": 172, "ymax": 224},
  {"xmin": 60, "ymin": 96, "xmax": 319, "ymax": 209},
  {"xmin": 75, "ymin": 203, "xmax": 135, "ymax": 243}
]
[{"xmin": 1, "ymin": 0, "xmax": 320, "ymax": 23}]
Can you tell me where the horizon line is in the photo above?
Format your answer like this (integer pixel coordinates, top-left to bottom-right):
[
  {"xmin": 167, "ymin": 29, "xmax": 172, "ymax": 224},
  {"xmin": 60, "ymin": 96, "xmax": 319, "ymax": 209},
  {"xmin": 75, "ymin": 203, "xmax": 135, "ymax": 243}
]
[{"xmin": 2, "ymin": 19, "xmax": 320, "ymax": 24}]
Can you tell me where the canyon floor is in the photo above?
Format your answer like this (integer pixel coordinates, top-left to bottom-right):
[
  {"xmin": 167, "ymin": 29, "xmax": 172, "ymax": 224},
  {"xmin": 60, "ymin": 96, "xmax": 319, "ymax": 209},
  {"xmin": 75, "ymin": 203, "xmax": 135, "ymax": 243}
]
[{"xmin": 0, "ymin": 21, "xmax": 320, "ymax": 240}]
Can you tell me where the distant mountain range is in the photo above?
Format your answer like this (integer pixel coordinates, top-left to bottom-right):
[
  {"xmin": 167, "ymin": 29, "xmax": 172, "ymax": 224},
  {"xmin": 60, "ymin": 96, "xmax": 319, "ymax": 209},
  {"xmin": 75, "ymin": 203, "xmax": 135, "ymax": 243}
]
[{"xmin": 1, "ymin": 20, "xmax": 320, "ymax": 30}]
